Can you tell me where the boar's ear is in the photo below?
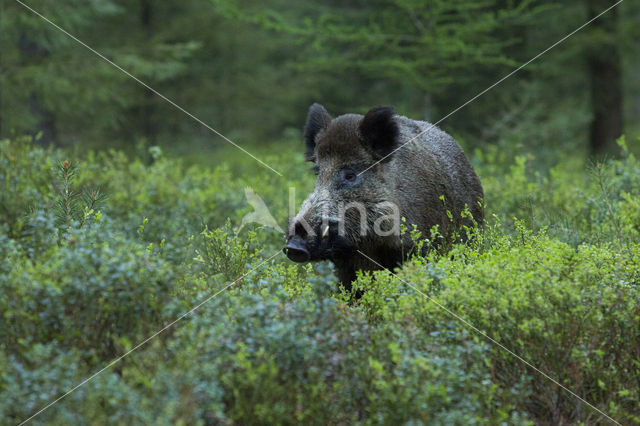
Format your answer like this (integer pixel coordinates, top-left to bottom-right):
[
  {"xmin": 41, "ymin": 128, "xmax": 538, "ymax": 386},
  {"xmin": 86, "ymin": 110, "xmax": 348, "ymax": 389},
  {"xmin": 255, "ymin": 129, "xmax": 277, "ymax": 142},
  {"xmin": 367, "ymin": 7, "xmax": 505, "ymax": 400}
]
[
  {"xmin": 303, "ymin": 103, "xmax": 332, "ymax": 162},
  {"xmin": 358, "ymin": 106, "xmax": 399, "ymax": 161}
]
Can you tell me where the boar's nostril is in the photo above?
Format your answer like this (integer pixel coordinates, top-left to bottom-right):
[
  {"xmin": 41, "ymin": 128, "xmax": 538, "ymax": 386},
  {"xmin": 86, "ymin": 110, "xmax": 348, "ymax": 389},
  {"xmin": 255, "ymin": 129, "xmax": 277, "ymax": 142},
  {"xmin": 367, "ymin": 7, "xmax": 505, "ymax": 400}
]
[{"xmin": 284, "ymin": 236, "xmax": 310, "ymax": 262}]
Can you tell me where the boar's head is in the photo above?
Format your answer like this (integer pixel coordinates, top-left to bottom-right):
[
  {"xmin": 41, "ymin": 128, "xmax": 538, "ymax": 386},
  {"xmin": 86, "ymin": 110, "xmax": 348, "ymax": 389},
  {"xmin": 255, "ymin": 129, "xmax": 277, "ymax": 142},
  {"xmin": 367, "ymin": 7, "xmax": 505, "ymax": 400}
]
[{"xmin": 284, "ymin": 103, "xmax": 401, "ymax": 264}]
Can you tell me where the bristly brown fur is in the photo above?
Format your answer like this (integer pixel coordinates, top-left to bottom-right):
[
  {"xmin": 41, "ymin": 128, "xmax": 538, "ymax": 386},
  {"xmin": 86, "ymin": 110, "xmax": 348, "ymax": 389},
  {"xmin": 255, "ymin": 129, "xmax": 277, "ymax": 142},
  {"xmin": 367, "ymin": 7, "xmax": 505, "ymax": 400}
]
[{"xmin": 290, "ymin": 103, "xmax": 484, "ymax": 289}]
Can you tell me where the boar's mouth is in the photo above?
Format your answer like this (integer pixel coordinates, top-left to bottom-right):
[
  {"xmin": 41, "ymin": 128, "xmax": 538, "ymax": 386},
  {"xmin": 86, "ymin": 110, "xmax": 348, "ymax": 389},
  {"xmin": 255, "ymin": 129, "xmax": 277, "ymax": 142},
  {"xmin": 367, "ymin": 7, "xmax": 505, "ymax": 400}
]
[
  {"xmin": 313, "ymin": 233, "xmax": 356, "ymax": 261},
  {"xmin": 284, "ymin": 222, "xmax": 356, "ymax": 263}
]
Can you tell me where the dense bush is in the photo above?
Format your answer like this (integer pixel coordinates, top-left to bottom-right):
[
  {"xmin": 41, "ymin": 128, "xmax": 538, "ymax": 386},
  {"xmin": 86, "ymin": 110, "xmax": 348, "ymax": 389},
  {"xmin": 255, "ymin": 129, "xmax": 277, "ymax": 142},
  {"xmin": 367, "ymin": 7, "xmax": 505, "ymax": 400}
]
[
  {"xmin": 1, "ymin": 136, "xmax": 638, "ymax": 424},
  {"xmin": 353, "ymin": 228, "xmax": 640, "ymax": 423}
]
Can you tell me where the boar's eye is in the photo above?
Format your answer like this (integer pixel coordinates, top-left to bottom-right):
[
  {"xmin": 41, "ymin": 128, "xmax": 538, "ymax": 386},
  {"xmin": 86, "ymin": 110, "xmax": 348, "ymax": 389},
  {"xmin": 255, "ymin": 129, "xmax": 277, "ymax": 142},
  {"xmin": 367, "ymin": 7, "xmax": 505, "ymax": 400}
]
[
  {"xmin": 339, "ymin": 168, "xmax": 360, "ymax": 186},
  {"xmin": 312, "ymin": 165, "xmax": 320, "ymax": 176}
]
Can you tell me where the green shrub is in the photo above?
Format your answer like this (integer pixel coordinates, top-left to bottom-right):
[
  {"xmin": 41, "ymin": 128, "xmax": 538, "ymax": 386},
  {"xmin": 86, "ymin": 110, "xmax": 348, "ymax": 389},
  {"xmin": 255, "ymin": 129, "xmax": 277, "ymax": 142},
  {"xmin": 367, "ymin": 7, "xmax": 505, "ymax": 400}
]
[
  {"xmin": 477, "ymin": 137, "xmax": 640, "ymax": 247},
  {"xmin": 1, "ymin": 136, "xmax": 639, "ymax": 424},
  {"xmin": 353, "ymin": 226, "xmax": 640, "ymax": 423},
  {"xmin": 0, "ymin": 215, "xmax": 178, "ymax": 363},
  {"xmin": 0, "ymin": 137, "xmax": 59, "ymax": 237}
]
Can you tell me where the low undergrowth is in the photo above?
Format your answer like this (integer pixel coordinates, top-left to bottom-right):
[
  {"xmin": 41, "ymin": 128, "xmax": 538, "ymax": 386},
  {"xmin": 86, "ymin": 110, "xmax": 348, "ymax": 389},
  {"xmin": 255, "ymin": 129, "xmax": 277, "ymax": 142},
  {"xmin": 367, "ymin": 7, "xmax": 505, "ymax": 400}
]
[{"xmin": 0, "ymin": 136, "xmax": 638, "ymax": 424}]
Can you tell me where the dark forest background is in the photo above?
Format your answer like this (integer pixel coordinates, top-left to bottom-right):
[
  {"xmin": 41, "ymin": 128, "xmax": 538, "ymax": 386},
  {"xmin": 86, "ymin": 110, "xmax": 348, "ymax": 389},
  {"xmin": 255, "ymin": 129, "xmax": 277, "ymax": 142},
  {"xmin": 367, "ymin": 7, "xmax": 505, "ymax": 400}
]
[{"xmin": 1, "ymin": 0, "xmax": 638, "ymax": 163}]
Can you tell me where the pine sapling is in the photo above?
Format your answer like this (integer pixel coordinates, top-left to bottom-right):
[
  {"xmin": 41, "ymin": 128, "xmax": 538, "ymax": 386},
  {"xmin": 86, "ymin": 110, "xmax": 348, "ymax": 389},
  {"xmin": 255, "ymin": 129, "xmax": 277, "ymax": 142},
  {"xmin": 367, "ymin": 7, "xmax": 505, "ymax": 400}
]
[{"xmin": 54, "ymin": 159, "xmax": 106, "ymax": 233}]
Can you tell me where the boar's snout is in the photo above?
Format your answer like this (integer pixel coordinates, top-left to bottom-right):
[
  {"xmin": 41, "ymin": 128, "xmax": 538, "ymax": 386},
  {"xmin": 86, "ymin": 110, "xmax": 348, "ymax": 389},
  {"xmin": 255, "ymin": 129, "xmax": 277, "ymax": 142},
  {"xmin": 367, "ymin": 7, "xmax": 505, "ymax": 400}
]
[{"xmin": 284, "ymin": 234, "xmax": 310, "ymax": 262}]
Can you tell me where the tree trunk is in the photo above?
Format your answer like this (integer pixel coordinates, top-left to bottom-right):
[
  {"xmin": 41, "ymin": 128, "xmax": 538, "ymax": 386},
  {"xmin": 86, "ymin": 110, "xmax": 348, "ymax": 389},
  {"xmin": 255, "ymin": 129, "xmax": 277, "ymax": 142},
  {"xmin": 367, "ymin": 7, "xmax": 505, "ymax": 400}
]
[
  {"xmin": 28, "ymin": 94, "xmax": 57, "ymax": 145},
  {"xmin": 0, "ymin": 0, "xmax": 4, "ymax": 138},
  {"xmin": 140, "ymin": 0, "xmax": 155, "ymax": 143},
  {"xmin": 587, "ymin": 0, "xmax": 623, "ymax": 155},
  {"xmin": 0, "ymin": 63, "xmax": 3, "ymax": 138},
  {"xmin": 19, "ymin": 34, "xmax": 56, "ymax": 145}
]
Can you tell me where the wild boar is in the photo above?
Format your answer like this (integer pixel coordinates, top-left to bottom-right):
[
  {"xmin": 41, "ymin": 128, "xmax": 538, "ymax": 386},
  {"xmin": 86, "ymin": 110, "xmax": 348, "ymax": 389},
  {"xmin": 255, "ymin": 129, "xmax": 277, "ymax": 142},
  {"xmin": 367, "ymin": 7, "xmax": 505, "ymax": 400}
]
[{"xmin": 284, "ymin": 103, "xmax": 483, "ymax": 288}]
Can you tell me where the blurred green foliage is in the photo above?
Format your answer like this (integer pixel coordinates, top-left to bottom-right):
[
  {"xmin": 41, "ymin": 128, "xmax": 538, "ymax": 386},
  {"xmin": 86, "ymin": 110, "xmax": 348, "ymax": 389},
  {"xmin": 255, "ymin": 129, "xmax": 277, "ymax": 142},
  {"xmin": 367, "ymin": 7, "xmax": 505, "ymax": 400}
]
[
  {"xmin": 1, "ymin": 135, "xmax": 639, "ymax": 424},
  {"xmin": 1, "ymin": 0, "xmax": 639, "ymax": 158}
]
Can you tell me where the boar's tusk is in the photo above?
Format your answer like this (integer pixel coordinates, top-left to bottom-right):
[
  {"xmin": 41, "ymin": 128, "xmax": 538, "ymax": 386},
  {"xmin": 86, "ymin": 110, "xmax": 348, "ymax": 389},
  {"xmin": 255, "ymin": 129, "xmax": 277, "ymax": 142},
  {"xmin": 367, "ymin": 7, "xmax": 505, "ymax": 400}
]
[{"xmin": 322, "ymin": 224, "xmax": 329, "ymax": 237}]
